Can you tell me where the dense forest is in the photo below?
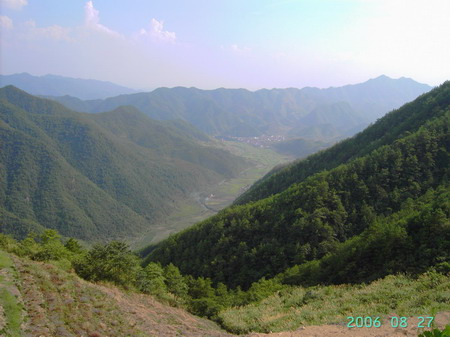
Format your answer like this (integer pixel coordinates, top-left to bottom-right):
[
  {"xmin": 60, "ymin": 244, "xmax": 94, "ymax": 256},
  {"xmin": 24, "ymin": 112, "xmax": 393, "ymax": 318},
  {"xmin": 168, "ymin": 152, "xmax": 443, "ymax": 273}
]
[
  {"xmin": 236, "ymin": 81, "xmax": 448, "ymax": 204},
  {"xmin": 145, "ymin": 82, "xmax": 449, "ymax": 289},
  {"xmin": 0, "ymin": 86, "xmax": 249, "ymax": 241}
]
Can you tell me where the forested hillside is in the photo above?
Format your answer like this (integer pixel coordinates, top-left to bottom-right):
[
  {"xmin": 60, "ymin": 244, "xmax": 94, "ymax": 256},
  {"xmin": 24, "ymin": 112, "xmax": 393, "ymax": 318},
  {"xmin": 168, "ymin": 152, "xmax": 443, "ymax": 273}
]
[
  {"xmin": 146, "ymin": 82, "xmax": 449, "ymax": 289},
  {"xmin": 48, "ymin": 75, "xmax": 431, "ymax": 139},
  {"xmin": 0, "ymin": 86, "xmax": 249, "ymax": 241},
  {"xmin": 236, "ymin": 81, "xmax": 448, "ymax": 204}
]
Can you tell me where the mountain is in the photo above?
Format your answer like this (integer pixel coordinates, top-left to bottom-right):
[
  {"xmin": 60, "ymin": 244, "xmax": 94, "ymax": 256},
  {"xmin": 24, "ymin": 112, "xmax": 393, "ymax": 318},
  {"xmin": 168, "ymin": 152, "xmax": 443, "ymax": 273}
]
[
  {"xmin": 0, "ymin": 73, "xmax": 137, "ymax": 99},
  {"xmin": 48, "ymin": 75, "xmax": 432, "ymax": 139},
  {"xmin": 0, "ymin": 86, "xmax": 249, "ymax": 242},
  {"xmin": 235, "ymin": 80, "xmax": 443, "ymax": 205},
  {"xmin": 144, "ymin": 81, "xmax": 449, "ymax": 289},
  {"xmin": 286, "ymin": 101, "xmax": 368, "ymax": 141}
]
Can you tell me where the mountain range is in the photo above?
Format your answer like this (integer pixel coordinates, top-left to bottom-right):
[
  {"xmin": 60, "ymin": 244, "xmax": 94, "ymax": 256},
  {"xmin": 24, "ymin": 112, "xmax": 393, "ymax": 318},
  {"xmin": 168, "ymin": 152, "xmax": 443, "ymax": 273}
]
[
  {"xmin": 0, "ymin": 77, "xmax": 448, "ymax": 336},
  {"xmin": 44, "ymin": 75, "xmax": 432, "ymax": 140},
  {"xmin": 145, "ymin": 81, "xmax": 449, "ymax": 289},
  {"xmin": 0, "ymin": 86, "xmax": 249, "ymax": 242}
]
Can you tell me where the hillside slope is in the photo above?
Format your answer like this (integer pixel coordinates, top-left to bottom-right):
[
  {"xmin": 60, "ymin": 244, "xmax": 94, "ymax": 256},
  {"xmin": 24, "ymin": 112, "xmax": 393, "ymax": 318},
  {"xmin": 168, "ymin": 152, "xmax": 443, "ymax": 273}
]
[
  {"xmin": 145, "ymin": 82, "xmax": 449, "ymax": 289},
  {"xmin": 49, "ymin": 75, "xmax": 431, "ymax": 138},
  {"xmin": 236, "ymin": 80, "xmax": 448, "ymax": 205},
  {"xmin": 2, "ymin": 249, "xmax": 447, "ymax": 337},
  {"xmin": 0, "ymin": 250, "xmax": 233, "ymax": 337},
  {"xmin": 0, "ymin": 86, "xmax": 248, "ymax": 241}
]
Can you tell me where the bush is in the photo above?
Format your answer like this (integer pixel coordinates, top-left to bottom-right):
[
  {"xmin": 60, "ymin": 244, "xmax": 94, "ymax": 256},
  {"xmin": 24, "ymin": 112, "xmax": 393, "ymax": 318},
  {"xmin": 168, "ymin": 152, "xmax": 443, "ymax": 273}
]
[{"xmin": 74, "ymin": 241, "xmax": 140, "ymax": 287}]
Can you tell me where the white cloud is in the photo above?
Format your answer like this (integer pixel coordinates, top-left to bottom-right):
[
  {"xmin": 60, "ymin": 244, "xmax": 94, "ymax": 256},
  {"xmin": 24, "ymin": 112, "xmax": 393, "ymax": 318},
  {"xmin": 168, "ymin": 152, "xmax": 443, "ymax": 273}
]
[
  {"xmin": 84, "ymin": 1, "xmax": 121, "ymax": 37},
  {"xmin": 0, "ymin": 15, "xmax": 13, "ymax": 30},
  {"xmin": 23, "ymin": 20, "xmax": 72, "ymax": 41},
  {"xmin": 221, "ymin": 44, "xmax": 251, "ymax": 55},
  {"xmin": 1, "ymin": 0, "xmax": 27, "ymax": 10},
  {"xmin": 231, "ymin": 44, "xmax": 251, "ymax": 54},
  {"xmin": 139, "ymin": 18, "xmax": 176, "ymax": 42}
]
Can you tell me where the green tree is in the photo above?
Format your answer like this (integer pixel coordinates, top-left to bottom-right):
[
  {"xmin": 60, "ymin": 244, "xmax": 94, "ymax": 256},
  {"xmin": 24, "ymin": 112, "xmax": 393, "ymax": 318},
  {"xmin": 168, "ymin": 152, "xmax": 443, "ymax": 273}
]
[
  {"xmin": 64, "ymin": 238, "xmax": 83, "ymax": 254},
  {"xmin": 138, "ymin": 262, "xmax": 167, "ymax": 295},
  {"xmin": 74, "ymin": 241, "xmax": 140, "ymax": 287},
  {"xmin": 164, "ymin": 263, "xmax": 188, "ymax": 298}
]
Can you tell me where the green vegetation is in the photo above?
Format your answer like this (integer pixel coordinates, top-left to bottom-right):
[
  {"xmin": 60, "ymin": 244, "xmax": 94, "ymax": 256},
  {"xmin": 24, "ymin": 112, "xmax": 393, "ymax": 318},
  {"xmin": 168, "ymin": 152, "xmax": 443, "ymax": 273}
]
[
  {"xmin": 0, "ymin": 250, "xmax": 23, "ymax": 337},
  {"xmin": 132, "ymin": 140, "xmax": 289, "ymax": 250},
  {"xmin": 0, "ymin": 80, "xmax": 447, "ymax": 336},
  {"xmin": 145, "ymin": 82, "xmax": 449, "ymax": 289},
  {"xmin": 279, "ymin": 186, "xmax": 449, "ymax": 286},
  {"xmin": 1, "ymin": 230, "xmax": 448, "ymax": 335},
  {"xmin": 0, "ymin": 86, "xmax": 249, "ymax": 242},
  {"xmin": 236, "ymin": 80, "xmax": 448, "ymax": 205},
  {"xmin": 419, "ymin": 325, "xmax": 450, "ymax": 337},
  {"xmin": 219, "ymin": 272, "xmax": 449, "ymax": 334},
  {"xmin": 0, "ymin": 246, "xmax": 234, "ymax": 336}
]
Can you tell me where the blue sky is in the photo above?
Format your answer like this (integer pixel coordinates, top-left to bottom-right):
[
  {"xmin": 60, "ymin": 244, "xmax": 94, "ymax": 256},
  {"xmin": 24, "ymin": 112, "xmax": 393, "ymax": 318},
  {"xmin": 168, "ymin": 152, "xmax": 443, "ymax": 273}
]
[{"xmin": 1, "ymin": 0, "xmax": 449, "ymax": 90}]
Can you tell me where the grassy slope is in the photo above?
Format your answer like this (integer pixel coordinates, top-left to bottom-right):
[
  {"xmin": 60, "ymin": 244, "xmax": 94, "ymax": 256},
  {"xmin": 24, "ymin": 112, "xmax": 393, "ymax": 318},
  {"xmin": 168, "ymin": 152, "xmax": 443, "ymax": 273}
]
[
  {"xmin": 0, "ymin": 250, "xmax": 23, "ymax": 337},
  {"xmin": 1, "ymin": 250, "xmax": 448, "ymax": 336},
  {"xmin": 0, "ymin": 250, "xmax": 233, "ymax": 337},
  {"xmin": 220, "ymin": 272, "xmax": 450, "ymax": 334}
]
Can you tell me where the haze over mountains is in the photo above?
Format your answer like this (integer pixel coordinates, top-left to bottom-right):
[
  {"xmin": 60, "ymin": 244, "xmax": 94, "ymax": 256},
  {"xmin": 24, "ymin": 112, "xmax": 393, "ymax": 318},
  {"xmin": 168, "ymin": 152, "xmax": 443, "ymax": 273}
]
[
  {"xmin": 42, "ymin": 75, "xmax": 432, "ymax": 141},
  {"xmin": 0, "ymin": 73, "xmax": 138, "ymax": 100}
]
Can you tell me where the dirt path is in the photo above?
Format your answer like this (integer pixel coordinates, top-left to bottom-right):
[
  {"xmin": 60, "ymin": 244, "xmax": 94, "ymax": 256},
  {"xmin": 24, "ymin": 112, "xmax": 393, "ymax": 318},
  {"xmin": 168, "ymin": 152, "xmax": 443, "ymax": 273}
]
[{"xmin": 246, "ymin": 312, "xmax": 450, "ymax": 337}]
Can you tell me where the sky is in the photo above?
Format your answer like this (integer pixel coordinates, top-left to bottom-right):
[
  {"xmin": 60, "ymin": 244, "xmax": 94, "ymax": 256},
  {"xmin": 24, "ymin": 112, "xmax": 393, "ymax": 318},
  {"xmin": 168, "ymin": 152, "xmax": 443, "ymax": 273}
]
[{"xmin": 0, "ymin": 0, "xmax": 449, "ymax": 90}]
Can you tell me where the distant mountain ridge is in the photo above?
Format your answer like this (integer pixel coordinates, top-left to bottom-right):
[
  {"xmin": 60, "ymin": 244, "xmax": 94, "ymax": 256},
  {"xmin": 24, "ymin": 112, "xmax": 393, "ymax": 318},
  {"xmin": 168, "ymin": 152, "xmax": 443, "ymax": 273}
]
[
  {"xmin": 0, "ymin": 73, "xmax": 137, "ymax": 100},
  {"xmin": 0, "ymin": 86, "xmax": 249, "ymax": 241},
  {"xmin": 46, "ymin": 75, "xmax": 432, "ymax": 139},
  {"xmin": 145, "ymin": 81, "xmax": 449, "ymax": 289}
]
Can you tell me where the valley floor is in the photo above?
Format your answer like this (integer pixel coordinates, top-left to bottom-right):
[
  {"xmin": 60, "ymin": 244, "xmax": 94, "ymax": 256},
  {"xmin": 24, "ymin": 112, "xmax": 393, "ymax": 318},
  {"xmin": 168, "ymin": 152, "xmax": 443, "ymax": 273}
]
[{"xmin": 131, "ymin": 141, "xmax": 291, "ymax": 250}]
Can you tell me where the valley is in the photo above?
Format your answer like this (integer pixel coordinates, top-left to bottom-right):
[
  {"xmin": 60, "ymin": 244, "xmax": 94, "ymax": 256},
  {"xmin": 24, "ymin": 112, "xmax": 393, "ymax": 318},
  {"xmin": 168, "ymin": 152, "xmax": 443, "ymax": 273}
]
[
  {"xmin": 0, "ymin": 78, "xmax": 448, "ymax": 337},
  {"xmin": 1, "ymin": 1, "xmax": 449, "ymax": 335},
  {"xmin": 132, "ymin": 140, "xmax": 291, "ymax": 249}
]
